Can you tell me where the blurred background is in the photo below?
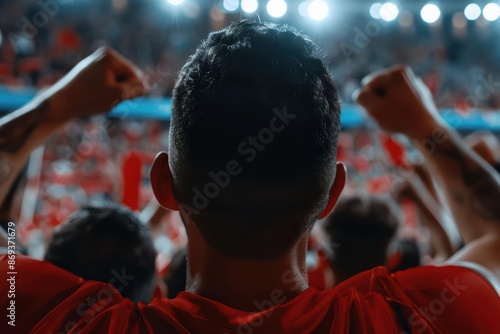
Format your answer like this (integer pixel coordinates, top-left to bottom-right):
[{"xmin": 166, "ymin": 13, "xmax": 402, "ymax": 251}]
[
  {"xmin": 0, "ymin": 0, "xmax": 499, "ymax": 266},
  {"xmin": 1, "ymin": 0, "xmax": 500, "ymax": 107}
]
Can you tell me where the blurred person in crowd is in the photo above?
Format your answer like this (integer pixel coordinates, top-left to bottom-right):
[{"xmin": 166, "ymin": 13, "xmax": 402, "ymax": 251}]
[
  {"xmin": 389, "ymin": 239, "xmax": 421, "ymax": 271},
  {"xmin": 322, "ymin": 195, "xmax": 399, "ymax": 285},
  {"xmin": 1, "ymin": 21, "xmax": 500, "ymax": 334},
  {"xmin": 44, "ymin": 204, "xmax": 157, "ymax": 304}
]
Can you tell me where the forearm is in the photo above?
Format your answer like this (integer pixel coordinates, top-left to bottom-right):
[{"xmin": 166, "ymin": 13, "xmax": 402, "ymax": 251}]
[
  {"xmin": 415, "ymin": 125, "xmax": 500, "ymax": 243},
  {"xmin": 410, "ymin": 165, "xmax": 462, "ymax": 249},
  {"xmin": 0, "ymin": 48, "xmax": 146, "ymax": 208},
  {"xmin": 0, "ymin": 98, "xmax": 67, "ymax": 205},
  {"xmin": 400, "ymin": 176, "xmax": 456, "ymax": 260},
  {"xmin": 413, "ymin": 199, "xmax": 455, "ymax": 261}
]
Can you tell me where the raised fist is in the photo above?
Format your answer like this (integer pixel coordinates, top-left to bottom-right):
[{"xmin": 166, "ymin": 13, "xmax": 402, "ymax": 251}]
[
  {"xmin": 40, "ymin": 47, "xmax": 148, "ymax": 120},
  {"xmin": 354, "ymin": 65, "xmax": 443, "ymax": 141}
]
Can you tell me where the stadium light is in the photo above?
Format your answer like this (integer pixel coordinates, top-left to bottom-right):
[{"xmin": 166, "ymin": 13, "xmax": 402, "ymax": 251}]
[
  {"xmin": 307, "ymin": 0, "xmax": 329, "ymax": 21},
  {"xmin": 241, "ymin": 0, "xmax": 258, "ymax": 13},
  {"xmin": 421, "ymin": 4, "xmax": 441, "ymax": 24},
  {"xmin": 267, "ymin": 0, "xmax": 287, "ymax": 18},
  {"xmin": 298, "ymin": 1, "xmax": 309, "ymax": 17},
  {"xmin": 369, "ymin": 3, "xmax": 382, "ymax": 19},
  {"xmin": 167, "ymin": 0, "xmax": 184, "ymax": 5},
  {"xmin": 380, "ymin": 2, "xmax": 399, "ymax": 22},
  {"xmin": 223, "ymin": 0, "xmax": 239, "ymax": 12},
  {"xmin": 483, "ymin": 3, "xmax": 500, "ymax": 21},
  {"xmin": 464, "ymin": 3, "xmax": 482, "ymax": 21}
]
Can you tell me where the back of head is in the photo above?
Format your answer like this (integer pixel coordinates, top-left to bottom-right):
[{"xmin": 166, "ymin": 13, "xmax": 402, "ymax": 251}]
[
  {"xmin": 323, "ymin": 195, "xmax": 399, "ymax": 280},
  {"xmin": 170, "ymin": 20, "xmax": 341, "ymax": 259},
  {"xmin": 44, "ymin": 204, "xmax": 157, "ymax": 304}
]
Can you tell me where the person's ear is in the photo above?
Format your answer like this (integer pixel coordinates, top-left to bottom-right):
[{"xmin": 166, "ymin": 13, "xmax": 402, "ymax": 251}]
[
  {"xmin": 318, "ymin": 162, "xmax": 346, "ymax": 219},
  {"xmin": 150, "ymin": 152, "xmax": 179, "ymax": 210}
]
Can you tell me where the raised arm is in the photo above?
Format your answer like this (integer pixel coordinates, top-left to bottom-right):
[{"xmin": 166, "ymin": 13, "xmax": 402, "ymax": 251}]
[
  {"xmin": 355, "ymin": 66, "xmax": 500, "ymax": 278},
  {"xmin": 0, "ymin": 48, "xmax": 147, "ymax": 206}
]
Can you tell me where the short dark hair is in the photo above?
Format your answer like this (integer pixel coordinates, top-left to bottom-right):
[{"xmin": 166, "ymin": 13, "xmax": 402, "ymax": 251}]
[
  {"xmin": 44, "ymin": 204, "xmax": 157, "ymax": 304},
  {"xmin": 323, "ymin": 195, "xmax": 399, "ymax": 278},
  {"xmin": 170, "ymin": 20, "xmax": 341, "ymax": 259}
]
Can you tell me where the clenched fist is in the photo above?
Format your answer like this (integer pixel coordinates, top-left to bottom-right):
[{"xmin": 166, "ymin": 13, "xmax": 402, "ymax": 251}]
[
  {"xmin": 39, "ymin": 47, "xmax": 148, "ymax": 120},
  {"xmin": 354, "ymin": 65, "xmax": 444, "ymax": 141}
]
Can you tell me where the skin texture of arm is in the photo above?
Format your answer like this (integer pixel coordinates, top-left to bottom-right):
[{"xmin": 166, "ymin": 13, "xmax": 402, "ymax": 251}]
[
  {"xmin": 0, "ymin": 47, "xmax": 147, "ymax": 207},
  {"xmin": 355, "ymin": 65, "xmax": 500, "ymax": 279},
  {"xmin": 421, "ymin": 129, "xmax": 500, "ymax": 278},
  {"xmin": 0, "ymin": 99, "xmax": 58, "ymax": 206},
  {"xmin": 412, "ymin": 163, "xmax": 462, "ymax": 250},
  {"xmin": 415, "ymin": 129, "xmax": 500, "ymax": 241}
]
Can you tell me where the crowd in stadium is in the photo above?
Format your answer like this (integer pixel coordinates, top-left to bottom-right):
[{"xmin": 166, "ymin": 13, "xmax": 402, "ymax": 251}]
[
  {"xmin": 0, "ymin": 20, "xmax": 500, "ymax": 333},
  {"xmin": 1, "ymin": 2, "xmax": 500, "ymax": 334},
  {"xmin": 1, "ymin": 0, "xmax": 500, "ymax": 109}
]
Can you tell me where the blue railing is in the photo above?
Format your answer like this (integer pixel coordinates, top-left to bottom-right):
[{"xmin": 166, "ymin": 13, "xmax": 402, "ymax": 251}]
[{"xmin": 1, "ymin": 86, "xmax": 499, "ymax": 131}]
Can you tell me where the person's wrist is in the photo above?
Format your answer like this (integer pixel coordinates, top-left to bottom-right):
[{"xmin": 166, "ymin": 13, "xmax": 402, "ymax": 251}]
[
  {"xmin": 404, "ymin": 112, "xmax": 445, "ymax": 142},
  {"xmin": 36, "ymin": 89, "xmax": 73, "ymax": 124},
  {"xmin": 410, "ymin": 118, "xmax": 450, "ymax": 152}
]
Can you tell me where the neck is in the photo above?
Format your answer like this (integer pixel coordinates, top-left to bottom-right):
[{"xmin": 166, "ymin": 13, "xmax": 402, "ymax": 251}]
[{"xmin": 185, "ymin": 221, "xmax": 309, "ymax": 311}]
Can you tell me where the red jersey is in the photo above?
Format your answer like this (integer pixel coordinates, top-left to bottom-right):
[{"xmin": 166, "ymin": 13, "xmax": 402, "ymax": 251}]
[{"xmin": 1, "ymin": 255, "xmax": 499, "ymax": 333}]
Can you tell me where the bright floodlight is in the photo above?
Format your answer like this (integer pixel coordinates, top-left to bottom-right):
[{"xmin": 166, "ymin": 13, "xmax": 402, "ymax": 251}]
[
  {"xmin": 167, "ymin": 0, "xmax": 184, "ymax": 5},
  {"xmin": 464, "ymin": 4, "xmax": 482, "ymax": 20},
  {"xmin": 308, "ymin": 0, "xmax": 329, "ymax": 21},
  {"xmin": 421, "ymin": 4, "xmax": 441, "ymax": 23},
  {"xmin": 380, "ymin": 3, "xmax": 399, "ymax": 22},
  {"xmin": 223, "ymin": 0, "xmax": 239, "ymax": 12},
  {"xmin": 483, "ymin": 3, "xmax": 500, "ymax": 21},
  {"xmin": 267, "ymin": 0, "xmax": 287, "ymax": 18},
  {"xmin": 370, "ymin": 3, "xmax": 382, "ymax": 19},
  {"xmin": 298, "ymin": 1, "xmax": 308, "ymax": 17},
  {"xmin": 241, "ymin": 0, "xmax": 258, "ymax": 13}
]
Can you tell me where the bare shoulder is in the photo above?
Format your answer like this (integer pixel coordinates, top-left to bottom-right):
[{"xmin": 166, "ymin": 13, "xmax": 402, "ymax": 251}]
[{"xmin": 448, "ymin": 232, "xmax": 500, "ymax": 291}]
